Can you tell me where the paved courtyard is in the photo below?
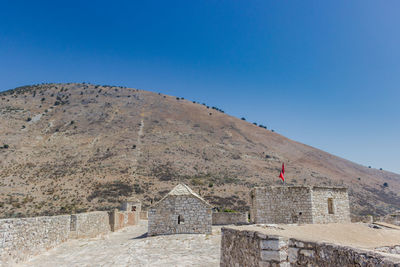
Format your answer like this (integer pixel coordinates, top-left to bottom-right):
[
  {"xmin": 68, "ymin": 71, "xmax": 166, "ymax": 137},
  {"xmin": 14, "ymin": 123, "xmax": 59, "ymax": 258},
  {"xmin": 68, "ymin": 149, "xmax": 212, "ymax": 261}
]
[{"xmin": 20, "ymin": 221, "xmax": 221, "ymax": 267}]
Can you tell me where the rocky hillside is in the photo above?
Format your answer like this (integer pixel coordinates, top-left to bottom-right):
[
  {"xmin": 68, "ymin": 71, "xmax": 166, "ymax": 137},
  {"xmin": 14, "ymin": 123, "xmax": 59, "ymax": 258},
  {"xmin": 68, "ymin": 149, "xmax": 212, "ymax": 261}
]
[{"xmin": 0, "ymin": 83, "xmax": 399, "ymax": 218}]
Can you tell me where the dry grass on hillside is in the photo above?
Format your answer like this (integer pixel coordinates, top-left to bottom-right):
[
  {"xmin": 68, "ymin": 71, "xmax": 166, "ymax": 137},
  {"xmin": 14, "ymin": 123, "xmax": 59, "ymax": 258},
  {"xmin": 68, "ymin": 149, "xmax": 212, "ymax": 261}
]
[{"xmin": 0, "ymin": 83, "xmax": 399, "ymax": 218}]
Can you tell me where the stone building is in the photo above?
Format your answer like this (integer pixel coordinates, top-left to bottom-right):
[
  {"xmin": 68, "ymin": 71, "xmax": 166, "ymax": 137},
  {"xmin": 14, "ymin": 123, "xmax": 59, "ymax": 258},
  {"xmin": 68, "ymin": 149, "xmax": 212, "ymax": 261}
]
[
  {"xmin": 148, "ymin": 183, "xmax": 212, "ymax": 236},
  {"xmin": 250, "ymin": 185, "xmax": 350, "ymax": 224},
  {"xmin": 109, "ymin": 198, "xmax": 142, "ymax": 231},
  {"xmin": 121, "ymin": 197, "xmax": 141, "ymax": 212}
]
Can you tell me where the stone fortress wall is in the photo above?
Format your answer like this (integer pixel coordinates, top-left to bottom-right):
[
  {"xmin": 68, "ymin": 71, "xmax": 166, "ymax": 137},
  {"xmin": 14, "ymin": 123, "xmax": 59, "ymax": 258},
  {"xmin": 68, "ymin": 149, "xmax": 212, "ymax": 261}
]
[
  {"xmin": 0, "ymin": 203, "xmax": 142, "ymax": 266},
  {"xmin": 220, "ymin": 227, "xmax": 400, "ymax": 267},
  {"xmin": 0, "ymin": 214, "xmax": 72, "ymax": 266},
  {"xmin": 69, "ymin": 211, "xmax": 110, "ymax": 239},
  {"xmin": 250, "ymin": 186, "xmax": 350, "ymax": 224}
]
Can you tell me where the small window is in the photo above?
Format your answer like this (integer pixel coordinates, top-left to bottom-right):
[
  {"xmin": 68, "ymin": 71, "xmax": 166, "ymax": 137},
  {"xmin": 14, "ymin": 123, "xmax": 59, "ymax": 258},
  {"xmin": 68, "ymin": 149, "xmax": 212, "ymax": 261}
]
[
  {"xmin": 178, "ymin": 215, "xmax": 184, "ymax": 224},
  {"xmin": 131, "ymin": 206, "xmax": 136, "ymax": 212},
  {"xmin": 328, "ymin": 198, "xmax": 334, "ymax": 214}
]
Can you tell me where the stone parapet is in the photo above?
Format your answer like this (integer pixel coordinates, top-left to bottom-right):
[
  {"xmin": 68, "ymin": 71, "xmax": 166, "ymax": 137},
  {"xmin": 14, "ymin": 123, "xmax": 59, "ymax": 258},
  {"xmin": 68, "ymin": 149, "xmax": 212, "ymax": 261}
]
[
  {"xmin": 220, "ymin": 227, "xmax": 400, "ymax": 267},
  {"xmin": 69, "ymin": 211, "xmax": 110, "ymax": 239},
  {"xmin": 0, "ymin": 215, "xmax": 71, "ymax": 265},
  {"xmin": 0, "ymin": 207, "xmax": 140, "ymax": 266}
]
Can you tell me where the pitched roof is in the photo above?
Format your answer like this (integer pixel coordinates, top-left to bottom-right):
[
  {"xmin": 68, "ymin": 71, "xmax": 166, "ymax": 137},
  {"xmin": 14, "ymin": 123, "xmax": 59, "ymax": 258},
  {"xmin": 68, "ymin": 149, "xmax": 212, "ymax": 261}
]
[
  {"xmin": 151, "ymin": 183, "xmax": 211, "ymax": 208},
  {"xmin": 168, "ymin": 183, "xmax": 197, "ymax": 196}
]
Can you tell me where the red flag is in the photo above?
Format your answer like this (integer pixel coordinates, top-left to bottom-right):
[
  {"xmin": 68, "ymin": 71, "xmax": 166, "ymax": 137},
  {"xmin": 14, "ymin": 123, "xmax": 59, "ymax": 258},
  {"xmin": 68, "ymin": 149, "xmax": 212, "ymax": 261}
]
[
  {"xmin": 279, "ymin": 163, "xmax": 285, "ymax": 181},
  {"xmin": 279, "ymin": 171, "xmax": 285, "ymax": 181}
]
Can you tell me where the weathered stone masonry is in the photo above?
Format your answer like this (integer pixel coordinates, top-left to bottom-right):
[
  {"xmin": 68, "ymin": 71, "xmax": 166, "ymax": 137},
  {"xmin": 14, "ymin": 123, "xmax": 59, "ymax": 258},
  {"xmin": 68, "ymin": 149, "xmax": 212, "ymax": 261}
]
[
  {"xmin": 220, "ymin": 227, "xmax": 400, "ymax": 267},
  {"xmin": 69, "ymin": 211, "xmax": 110, "ymax": 239},
  {"xmin": 0, "ymin": 202, "xmax": 142, "ymax": 266},
  {"xmin": 250, "ymin": 186, "xmax": 350, "ymax": 224},
  {"xmin": 311, "ymin": 186, "xmax": 350, "ymax": 224},
  {"xmin": 0, "ymin": 215, "xmax": 71, "ymax": 265},
  {"xmin": 148, "ymin": 184, "xmax": 212, "ymax": 236}
]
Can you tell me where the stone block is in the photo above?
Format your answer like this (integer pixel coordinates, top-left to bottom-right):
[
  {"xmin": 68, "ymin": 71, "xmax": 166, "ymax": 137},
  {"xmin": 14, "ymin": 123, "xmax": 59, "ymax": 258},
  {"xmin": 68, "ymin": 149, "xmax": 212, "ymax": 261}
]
[
  {"xmin": 260, "ymin": 239, "xmax": 287, "ymax": 250},
  {"xmin": 261, "ymin": 250, "xmax": 288, "ymax": 262},
  {"xmin": 299, "ymin": 249, "xmax": 315, "ymax": 257},
  {"xmin": 288, "ymin": 247, "xmax": 299, "ymax": 263}
]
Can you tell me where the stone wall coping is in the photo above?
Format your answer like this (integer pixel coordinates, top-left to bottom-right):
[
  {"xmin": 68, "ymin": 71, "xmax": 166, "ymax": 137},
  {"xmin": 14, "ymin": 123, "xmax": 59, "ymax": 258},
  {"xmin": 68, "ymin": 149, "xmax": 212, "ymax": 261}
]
[
  {"xmin": 72, "ymin": 211, "xmax": 108, "ymax": 216},
  {"xmin": 222, "ymin": 227, "xmax": 289, "ymax": 241},
  {"xmin": 0, "ymin": 211, "xmax": 110, "ymax": 222},
  {"xmin": 312, "ymin": 186, "xmax": 348, "ymax": 191},
  {"xmin": 0, "ymin": 214, "xmax": 71, "ymax": 222},
  {"xmin": 222, "ymin": 224, "xmax": 400, "ymax": 249}
]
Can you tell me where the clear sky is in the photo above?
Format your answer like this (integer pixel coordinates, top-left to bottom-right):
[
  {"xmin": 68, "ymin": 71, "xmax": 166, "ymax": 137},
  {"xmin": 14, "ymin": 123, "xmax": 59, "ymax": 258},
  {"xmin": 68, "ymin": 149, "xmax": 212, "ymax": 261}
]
[{"xmin": 1, "ymin": 1, "xmax": 399, "ymax": 174}]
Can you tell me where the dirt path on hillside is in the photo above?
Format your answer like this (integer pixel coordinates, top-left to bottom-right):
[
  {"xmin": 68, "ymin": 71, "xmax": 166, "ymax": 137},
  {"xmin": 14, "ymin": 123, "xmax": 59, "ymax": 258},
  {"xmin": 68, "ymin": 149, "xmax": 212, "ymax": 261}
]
[{"xmin": 20, "ymin": 221, "xmax": 221, "ymax": 267}]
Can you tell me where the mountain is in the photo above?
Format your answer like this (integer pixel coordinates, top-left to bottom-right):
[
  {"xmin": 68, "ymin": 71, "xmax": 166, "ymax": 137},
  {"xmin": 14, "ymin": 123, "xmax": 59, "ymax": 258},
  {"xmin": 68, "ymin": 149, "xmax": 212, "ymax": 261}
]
[{"xmin": 0, "ymin": 83, "xmax": 399, "ymax": 219}]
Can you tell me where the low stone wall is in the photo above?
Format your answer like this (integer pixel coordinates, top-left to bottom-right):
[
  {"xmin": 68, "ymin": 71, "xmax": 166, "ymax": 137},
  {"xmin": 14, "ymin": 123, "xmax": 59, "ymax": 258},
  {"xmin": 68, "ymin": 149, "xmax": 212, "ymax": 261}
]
[
  {"xmin": 69, "ymin": 211, "xmax": 110, "ymax": 239},
  {"xmin": 287, "ymin": 239, "xmax": 400, "ymax": 266},
  {"xmin": 220, "ymin": 227, "xmax": 400, "ymax": 267},
  {"xmin": 0, "ymin": 215, "xmax": 71, "ymax": 265},
  {"xmin": 109, "ymin": 210, "xmax": 139, "ymax": 232},
  {"xmin": 220, "ymin": 227, "xmax": 268, "ymax": 266},
  {"xmin": 0, "ymin": 210, "xmax": 135, "ymax": 266},
  {"xmin": 212, "ymin": 212, "xmax": 248, "ymax": 225}
]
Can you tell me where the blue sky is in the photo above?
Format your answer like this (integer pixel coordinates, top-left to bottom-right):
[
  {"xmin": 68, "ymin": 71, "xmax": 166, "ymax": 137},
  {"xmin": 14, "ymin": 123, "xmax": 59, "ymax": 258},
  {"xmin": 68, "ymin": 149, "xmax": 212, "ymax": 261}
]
[{"xmin": 1, "ymin": 1, "xmax": 399, "ymax": 174}]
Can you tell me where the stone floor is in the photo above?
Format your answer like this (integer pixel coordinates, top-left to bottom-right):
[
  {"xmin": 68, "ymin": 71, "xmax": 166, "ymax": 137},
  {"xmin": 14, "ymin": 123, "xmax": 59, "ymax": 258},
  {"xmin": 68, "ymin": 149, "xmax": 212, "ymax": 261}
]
[{"xmin": 20, "ymin": 221, "xmax": 221, "ymax": 267}]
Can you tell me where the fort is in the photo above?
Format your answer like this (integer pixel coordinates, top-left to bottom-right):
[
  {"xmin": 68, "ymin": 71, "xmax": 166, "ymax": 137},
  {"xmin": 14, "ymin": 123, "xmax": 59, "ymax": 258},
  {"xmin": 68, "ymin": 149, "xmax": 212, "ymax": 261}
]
[{"xmin": 1, "ymin": 184, "xmax": 400, "ymax": 267}]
